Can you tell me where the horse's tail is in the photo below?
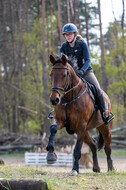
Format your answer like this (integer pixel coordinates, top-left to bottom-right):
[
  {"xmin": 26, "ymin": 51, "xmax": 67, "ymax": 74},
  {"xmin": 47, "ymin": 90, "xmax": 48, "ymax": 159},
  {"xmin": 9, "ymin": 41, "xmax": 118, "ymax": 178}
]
[{"xmin": 97, "ymin": 131, "xmax": 104, "ymax": 150}]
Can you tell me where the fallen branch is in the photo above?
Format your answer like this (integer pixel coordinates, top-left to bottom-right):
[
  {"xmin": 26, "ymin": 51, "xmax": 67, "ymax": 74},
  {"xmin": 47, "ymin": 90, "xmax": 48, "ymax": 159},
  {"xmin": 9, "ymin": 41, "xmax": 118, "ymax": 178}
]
[{"xmin": 18, "ymin": 106, "xmax": 38, "ymax": 114}]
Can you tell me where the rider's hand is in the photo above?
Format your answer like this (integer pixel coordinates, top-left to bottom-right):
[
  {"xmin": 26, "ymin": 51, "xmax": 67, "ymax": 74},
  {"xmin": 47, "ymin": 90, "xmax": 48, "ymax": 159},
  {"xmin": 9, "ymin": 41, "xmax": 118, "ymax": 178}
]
[{"xmin": 76, "ymin": 69, "xmax": 84, "ymax": 78}]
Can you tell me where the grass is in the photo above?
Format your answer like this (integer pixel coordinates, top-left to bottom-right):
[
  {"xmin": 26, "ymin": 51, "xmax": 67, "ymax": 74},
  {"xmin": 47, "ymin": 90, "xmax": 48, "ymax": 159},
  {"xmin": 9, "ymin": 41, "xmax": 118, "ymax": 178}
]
[
  {"xmin": 0, "ymin": 153, "xmax": 24, "ymax": 157},
  {"xmin": 0, "ymin": 150, "xmax": 126, "ymax": 189},
  {"xmin": 0, "ymin": 165, "xmax": 126, "ymax": 190},
  {"xmin": 44, "ymin": 171, "xmax": 126, "ymax": 190},
  {"xmin": 92, "ymin": 149, "xmax": 126, "ymax": 157},
  {"xmin": 0, "ymin": 149, "xmax": 126, "ymax": 158}
]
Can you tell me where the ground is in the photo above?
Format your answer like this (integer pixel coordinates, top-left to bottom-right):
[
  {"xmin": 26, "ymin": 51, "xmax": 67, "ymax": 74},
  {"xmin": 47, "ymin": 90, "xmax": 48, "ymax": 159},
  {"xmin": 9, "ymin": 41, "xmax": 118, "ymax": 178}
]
[{"xmin": 1, "ymin": 155, "xmax": 126, "ymax": 173}]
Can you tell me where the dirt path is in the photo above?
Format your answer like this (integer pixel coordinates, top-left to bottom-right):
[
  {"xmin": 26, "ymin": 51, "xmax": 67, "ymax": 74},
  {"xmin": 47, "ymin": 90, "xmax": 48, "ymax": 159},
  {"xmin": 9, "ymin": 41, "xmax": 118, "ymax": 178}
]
[{"xmin": 1, "ymin": 155, "xmax": 126, "ymax": 173}]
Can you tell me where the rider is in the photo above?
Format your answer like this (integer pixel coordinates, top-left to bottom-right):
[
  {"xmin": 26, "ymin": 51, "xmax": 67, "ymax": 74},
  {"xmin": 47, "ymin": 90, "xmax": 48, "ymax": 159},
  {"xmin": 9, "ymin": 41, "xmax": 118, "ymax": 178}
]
[{"xmin": 60, "ymin": 23, "xmax": 113, "ymax": 125}]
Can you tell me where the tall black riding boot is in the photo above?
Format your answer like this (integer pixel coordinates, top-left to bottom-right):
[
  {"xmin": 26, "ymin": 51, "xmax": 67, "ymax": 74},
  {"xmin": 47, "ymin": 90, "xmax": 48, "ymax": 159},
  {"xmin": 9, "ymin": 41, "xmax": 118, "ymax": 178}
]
[{"xmin": 97, "ymin": 94, "xmax": 109, "ymax": 125}]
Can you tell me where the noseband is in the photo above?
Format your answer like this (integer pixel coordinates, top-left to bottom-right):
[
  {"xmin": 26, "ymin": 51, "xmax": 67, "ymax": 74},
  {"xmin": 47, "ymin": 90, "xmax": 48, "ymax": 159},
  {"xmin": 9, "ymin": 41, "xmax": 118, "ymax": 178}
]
[{"xmin": 51, "ymin": 65, "xmax": 70, "ymax": 96}]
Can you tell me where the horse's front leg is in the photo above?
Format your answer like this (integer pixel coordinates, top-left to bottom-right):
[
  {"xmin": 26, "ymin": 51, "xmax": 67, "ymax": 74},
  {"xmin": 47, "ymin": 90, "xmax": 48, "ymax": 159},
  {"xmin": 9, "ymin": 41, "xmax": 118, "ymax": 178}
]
[
  {"xmin": 71, "ymin": 138, "xmax": 83, "ymax": 175},
  {"xmin": 46, "ymin": 119, "xmax": 58, "ymax": 164}
]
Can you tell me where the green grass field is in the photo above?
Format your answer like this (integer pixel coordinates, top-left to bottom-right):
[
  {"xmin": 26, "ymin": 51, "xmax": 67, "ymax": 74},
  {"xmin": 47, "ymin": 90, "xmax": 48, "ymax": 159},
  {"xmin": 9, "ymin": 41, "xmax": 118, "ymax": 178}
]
[
  {"xmin": 0, "ymin": 165, "xmax": 126, "ymax": 190},
  {"xmin": 0, "ymin": 149, "xmax": 126, "ymax": 157},
  {"xmin": 0, "ymin": 150, "xmax": 126, "ymax": 189}
]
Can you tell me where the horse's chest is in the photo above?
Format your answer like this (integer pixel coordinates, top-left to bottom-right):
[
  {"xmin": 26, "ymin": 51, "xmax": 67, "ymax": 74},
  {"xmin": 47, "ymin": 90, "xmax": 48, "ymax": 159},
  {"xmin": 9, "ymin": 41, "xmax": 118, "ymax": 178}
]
[
  {"xmin": 55, "ymin": 104, "xmax": 79, "ymax": 128},
  {"xmin": 55, "ymin": 106, "xmax": 66, "ymax": 121}
]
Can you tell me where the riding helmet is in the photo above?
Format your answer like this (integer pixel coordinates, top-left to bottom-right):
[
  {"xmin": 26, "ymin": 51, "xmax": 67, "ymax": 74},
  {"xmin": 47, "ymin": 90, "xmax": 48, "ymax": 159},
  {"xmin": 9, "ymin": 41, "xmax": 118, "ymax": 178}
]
[{"xmin": 62, "ymin": 23, "xmax": 78, "ymax": 35}]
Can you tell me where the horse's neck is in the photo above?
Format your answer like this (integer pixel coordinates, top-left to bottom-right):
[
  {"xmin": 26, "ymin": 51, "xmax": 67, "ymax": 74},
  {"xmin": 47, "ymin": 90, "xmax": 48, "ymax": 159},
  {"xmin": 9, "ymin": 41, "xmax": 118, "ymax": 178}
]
[
  {"xmin": 64, "ymin": 70, "xmax": 83, "ymax": 99},
  {"xmin": 72, "ymin": 73, "xmax": 81, "ymax": 88}
]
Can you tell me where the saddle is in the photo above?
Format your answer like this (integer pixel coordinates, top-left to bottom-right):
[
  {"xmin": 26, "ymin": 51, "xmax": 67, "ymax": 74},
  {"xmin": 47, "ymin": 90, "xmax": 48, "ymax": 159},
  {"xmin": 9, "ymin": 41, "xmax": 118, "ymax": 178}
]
[{"xmin": 86, "ymin": 82, "xmax": 98, "ymax": 108}]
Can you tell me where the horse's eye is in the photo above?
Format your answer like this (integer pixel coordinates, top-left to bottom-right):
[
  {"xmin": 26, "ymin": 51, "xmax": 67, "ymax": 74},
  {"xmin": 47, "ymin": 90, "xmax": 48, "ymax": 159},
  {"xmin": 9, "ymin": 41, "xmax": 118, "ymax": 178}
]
[{"xmin": 63, "ymin": 74, "xmax": 66, "ymax": 78}]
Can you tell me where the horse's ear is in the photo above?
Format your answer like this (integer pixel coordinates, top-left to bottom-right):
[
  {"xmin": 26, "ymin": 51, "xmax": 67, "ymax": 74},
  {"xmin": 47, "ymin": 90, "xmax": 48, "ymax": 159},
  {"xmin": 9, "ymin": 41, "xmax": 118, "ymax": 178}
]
[
  {"xmin": 61, "ymin": 54, "xmax": 68, "ymax": 65},
  {"xmin": 49, "ymin": 55, "xmax": 56, "ymax": 65}
]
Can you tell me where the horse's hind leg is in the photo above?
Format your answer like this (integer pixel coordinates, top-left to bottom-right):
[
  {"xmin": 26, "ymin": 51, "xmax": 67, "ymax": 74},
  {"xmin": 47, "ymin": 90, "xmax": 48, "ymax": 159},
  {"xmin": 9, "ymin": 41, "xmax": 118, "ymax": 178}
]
[
  {"xmin": 98, "ymin": 124, "xmax": 114, "ymax": 171},
  {"xmin": 71, "ymin": 139, "xmax": 83, "ymax": 175},
  {"xmin": 46, "ymin": 121, "xmax": 58, "ymax": 164},
  {"xmin": 104, "ymin": 144, "xmax": 114, "ymax": 171},
  {"xmin": 84, "ymin": 131, "xmax": 100, "ymax": 172}
]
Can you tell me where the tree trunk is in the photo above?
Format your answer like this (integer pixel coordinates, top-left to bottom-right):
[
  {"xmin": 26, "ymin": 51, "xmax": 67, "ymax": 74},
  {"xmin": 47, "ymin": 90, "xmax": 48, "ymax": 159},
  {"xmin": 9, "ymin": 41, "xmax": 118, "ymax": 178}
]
[
  {"xmin": 84, "ymin": 0, "xmax": 89, "ymax": 46},
  {"xmin": 76, "ymin": 0, "xmax": 82, "ymax": 35},
  {"xmin": 121, "ymin": 0, "xmax": 125, "ymax": 30},
  {"xmin": 1, "ymin": 0, "xmax": 11, "ymax": 132},
  {"xmin": 1, "ymin": 0, "xmax": 8, "ymax": 81},
  {"xmin": 57, "ymin": 0, "xmax": 63, "ymax": 44},
  {"xmin": 97, "ymin": 0, "xmax": 107, "ymax": 92},
  {"xmin": 111, "ymin": 0, "xmax": 116, "ymax": 21},
  {"xmin": 41, "ymin": 0, "xmax": 50, "ymax": 136},
  {"xmin": 121, "ymin": 0, "xmax": 126, "ymax": 112},
  {"xmin": 49, "ymin": 0, "xmax": 55, "ymax": 51},
  {"xmin": 66, "ymin": 0, "xmax": 70, "ymax": 23},
  {"xmin": 12, "ymin": 0, "xmax": 27, "ymax": 132},
  {"xmin": 69, "ymin": 0, "xmax": 75, "ymax": 23},
  {"xmin": 121, "ymin": 0, "xmax": 125, "ymax": 62}
]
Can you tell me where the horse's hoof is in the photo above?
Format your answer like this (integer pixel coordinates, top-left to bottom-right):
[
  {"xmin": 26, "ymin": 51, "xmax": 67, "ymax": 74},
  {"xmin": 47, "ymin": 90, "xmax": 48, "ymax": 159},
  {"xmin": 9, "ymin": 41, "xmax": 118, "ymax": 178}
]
[
  {"xmin": 108, "ymin": 167, "xmax": 115, "ymax": 172},
  {"xmin": 93, "ymin": 167, "xmax": 100, "ymax": 173},
  {"xmin": 107, "ymin": 159, "xmax": 115, "ymax": 171},
  {"xmin": 46, "ymin": 152, "xmax": 57, "ymax": 164},
  {"xmin": 70, "ymin": 170, "xmax": 78, "ymax": 176}
]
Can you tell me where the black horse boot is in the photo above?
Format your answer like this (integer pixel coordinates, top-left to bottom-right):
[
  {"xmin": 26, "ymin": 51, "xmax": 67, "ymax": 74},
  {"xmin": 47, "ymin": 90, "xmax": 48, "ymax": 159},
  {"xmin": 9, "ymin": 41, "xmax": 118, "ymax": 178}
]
[
  {"xmin": 46, "ymin": 124, "xmax": 58, "ymax": 164},
  {"xmin": 97, "ymin": 94, "xmax": 114, "ymax": 125}
]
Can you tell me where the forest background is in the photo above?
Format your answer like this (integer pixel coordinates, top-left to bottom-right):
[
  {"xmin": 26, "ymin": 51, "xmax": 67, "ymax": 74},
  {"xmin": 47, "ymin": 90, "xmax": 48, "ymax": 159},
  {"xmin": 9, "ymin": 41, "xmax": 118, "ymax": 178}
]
[{"xmin": 0, "ymin": 0, "xmax": 125, "ymax": 136}]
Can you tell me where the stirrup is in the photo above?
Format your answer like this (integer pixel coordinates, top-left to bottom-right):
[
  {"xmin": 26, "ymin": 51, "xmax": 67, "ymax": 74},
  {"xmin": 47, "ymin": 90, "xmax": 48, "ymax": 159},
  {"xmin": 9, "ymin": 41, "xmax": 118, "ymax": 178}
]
[
  {"xmin": 47, "ymin": 109, "xmax": 54, "ymax": 119},
  {"xmin": 104, "ymin": 112, "xmax": 115, "ymax": 125},
  {"xmin": 107, "ymin": 112, "xmax": 115, "ymax": 123}
]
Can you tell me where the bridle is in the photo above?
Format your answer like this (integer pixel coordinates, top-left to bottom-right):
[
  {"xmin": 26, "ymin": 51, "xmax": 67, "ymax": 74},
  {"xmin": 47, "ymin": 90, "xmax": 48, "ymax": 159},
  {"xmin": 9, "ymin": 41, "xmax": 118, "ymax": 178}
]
[
  {"xmin": 51, "ymin": 65, "xmax": 70, "ymax": 96},
  {"xmin": 49, "ymin": 63, "xmax": 88, "ymax": 121},
  {"xmin": 51, "ymin": 63, "xmax": 88, "ymax": 105}
]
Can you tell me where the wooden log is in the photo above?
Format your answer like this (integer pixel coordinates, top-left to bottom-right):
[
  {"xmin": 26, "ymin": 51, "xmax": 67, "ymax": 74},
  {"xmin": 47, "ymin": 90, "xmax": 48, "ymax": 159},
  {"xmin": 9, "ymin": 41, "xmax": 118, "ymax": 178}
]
[
  {"xmin": 111, "ymin": 126, "xmax": 126, "ymax": 133},
  {"xmin": 0, "ymin": 179, "xmax": 48, "ymax": 190},
  {"xmin": 112, "ymin": 135, "xmax": 126, "ymax": 140},
  {"xmin": 112, "ymin": 140, "xmax": 126, "ymax": 146}
]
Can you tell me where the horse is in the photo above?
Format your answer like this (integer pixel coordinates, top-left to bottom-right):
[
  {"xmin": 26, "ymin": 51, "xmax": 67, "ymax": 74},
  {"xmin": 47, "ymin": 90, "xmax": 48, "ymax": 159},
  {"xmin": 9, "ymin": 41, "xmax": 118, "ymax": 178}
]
[{"xmin": 46, "ymin": 54, "xmax": 114, "ymax": 175}]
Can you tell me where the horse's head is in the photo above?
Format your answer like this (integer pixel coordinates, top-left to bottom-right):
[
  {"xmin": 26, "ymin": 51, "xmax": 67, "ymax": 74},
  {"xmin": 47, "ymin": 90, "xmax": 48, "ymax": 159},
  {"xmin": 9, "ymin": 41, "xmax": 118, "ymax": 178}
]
[{"xmin": 49, "ymin": 54, "xmax": 70, "ymax": 105}]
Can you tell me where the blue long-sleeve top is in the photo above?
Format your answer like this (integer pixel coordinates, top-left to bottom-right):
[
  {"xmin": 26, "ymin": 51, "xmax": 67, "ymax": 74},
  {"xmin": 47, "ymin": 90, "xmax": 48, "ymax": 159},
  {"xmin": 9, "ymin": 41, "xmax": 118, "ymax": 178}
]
[{"xmin": 60, "ymin": 38, "xmax": 92, "ymax": 72}]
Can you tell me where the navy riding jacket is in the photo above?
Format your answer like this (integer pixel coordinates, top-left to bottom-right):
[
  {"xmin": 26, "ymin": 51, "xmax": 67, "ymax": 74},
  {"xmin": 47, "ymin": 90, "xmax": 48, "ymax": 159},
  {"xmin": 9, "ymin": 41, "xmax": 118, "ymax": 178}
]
[{"xmin": 60, "ymin": 38, "xmax": 92, "ymax": 72}]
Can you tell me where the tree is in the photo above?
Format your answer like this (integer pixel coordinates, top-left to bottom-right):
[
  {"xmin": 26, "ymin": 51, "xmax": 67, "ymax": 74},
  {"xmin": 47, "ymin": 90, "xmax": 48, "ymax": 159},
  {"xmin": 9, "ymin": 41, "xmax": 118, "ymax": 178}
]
[
  {"xmin": 121, "ymin": 0, "xmax": 126, "ymax": 108},
  {"xmin": 57, "ymin": 0, "xmax": 63, "ymax": 44},
  {"xmin": 69, "ymin": 0, "xmax": 75, "ymax": 23},
  {"xmin": 104, "ymin": 21, "xmax": 126, "ymax": 126},
  {"xmin": 97, "ymin": 0, "xmax": 107, "ymax": 92},
  {"xmin": 12, "ymin": 0, "xmax": 28, "ymax": 132},
  {"xmin": 66, "ymin": 0, "xmax": 70, "ymax": 23},
  {"xmin": 41, "ymin": 0, "xmax": 50, "ymax": 135},
  {"xmin": 84, "ymin": 0, "xmax": 89, "ymax": 46},
  {"xmin": 1, "ymin": 0, "xmax": 11, "ymax": 132}
]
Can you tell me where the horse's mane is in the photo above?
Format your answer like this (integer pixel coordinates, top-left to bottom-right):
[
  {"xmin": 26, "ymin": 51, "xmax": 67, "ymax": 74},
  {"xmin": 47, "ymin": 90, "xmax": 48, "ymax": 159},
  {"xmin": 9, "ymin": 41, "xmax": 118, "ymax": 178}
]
[{"xmin": 55, "ymin": 54, "xmax": 79, "ymax": 72}]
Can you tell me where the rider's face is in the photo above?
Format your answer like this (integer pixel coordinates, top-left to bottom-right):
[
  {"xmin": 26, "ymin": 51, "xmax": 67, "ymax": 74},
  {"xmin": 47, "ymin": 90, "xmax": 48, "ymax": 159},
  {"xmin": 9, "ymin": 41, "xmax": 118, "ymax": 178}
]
[{"xmin": 64, "ymin": 32, "xmax": 75, "ymax": 42}]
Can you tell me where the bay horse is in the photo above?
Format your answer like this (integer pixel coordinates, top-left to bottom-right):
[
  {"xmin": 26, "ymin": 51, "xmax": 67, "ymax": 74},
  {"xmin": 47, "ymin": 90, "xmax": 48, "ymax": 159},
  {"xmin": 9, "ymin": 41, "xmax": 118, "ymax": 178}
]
[{"xmin": 46, "ymin": 54, "xmax": 114, "ymax": 175}]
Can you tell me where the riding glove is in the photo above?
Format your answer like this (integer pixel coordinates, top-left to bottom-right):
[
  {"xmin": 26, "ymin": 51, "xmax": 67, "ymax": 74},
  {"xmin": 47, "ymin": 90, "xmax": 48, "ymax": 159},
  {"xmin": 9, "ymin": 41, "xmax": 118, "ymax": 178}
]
[{"xmin": 76, "ymin": 69, "xmax": 84, "ymax": 78}]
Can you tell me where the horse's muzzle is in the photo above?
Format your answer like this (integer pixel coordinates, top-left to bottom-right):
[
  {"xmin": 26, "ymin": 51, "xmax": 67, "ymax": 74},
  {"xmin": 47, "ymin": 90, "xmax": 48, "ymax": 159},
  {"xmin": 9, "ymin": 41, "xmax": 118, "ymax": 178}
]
[{"xmin": 50, "ymin": 97, "xmax": 60, "ymax": 105}]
